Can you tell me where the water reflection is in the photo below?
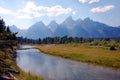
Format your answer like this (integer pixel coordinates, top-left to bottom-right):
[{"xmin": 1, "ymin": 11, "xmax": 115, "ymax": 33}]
[{"xmin": 17, "ymin": 46, "xmax": 120, "ymax": 80}]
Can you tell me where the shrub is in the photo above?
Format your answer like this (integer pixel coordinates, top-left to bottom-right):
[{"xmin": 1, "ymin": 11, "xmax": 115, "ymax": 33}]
[{"xmin": 110, "ymin": 46, "xmax": 116, "ymax": 51}]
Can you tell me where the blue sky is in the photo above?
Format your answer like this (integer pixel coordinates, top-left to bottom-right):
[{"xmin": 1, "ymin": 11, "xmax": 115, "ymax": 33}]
[{"xmin": 0, "ymin": 0, "xmax": 120, "ymax": 29}]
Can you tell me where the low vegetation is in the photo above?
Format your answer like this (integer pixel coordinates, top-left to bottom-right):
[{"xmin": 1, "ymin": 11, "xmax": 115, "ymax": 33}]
[{"xmin": 36, "ymin": 43, "xmax": 120, "ymax": 69}]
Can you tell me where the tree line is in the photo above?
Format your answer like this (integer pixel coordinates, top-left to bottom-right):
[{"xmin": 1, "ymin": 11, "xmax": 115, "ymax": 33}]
[
  {"xmin": 17, "ymin": 36, "xmax": 120, "ymax": 44},
  {"xmin": 17, "ymin": 36, "xmax": 90, "ymax": 44}
]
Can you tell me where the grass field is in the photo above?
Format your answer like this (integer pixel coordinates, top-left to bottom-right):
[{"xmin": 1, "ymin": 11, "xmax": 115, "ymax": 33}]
[{"xmin": 36, "ymin": 44, "xmax": 120, "ymax": 69}]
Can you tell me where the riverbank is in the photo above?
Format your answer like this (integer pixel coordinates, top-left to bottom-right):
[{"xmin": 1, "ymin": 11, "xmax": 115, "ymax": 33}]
[
  {"xmin": 0, "ymin": 47, "xmax": 44, "ymax": 80},
  {"xmin": 12, "ymin": 62, "xmax": 44, "ymax": 80},
  {"xmin": 36, "ymin": 44, "xmax": 120, "ymax": 69}
]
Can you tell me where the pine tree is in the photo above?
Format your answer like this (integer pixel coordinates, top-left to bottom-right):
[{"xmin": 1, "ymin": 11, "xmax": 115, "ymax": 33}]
[
  {"xmin": 0, "ymin": 18, "xmax": 6, "ymax": 32},
  {"xmin": 6, "ymin": 26, "xmax": 11, "ymax": 33}
]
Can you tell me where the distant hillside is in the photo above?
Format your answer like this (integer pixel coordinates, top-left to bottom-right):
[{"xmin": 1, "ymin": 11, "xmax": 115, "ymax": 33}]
[{"xmin": 10, "ymin": 16, "xmax": 120, "ymax": 39}]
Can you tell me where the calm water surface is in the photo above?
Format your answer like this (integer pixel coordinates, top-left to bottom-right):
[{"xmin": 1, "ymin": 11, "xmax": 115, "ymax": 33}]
[{"xmin": 16, "ymin": 46, "xmax": 120, "ymax": 80}]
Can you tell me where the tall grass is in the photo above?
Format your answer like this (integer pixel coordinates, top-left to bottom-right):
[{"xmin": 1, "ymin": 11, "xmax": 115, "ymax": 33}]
[{"xmin": 36, "ymin": 44, "xmax": 120, "ymax": 69}]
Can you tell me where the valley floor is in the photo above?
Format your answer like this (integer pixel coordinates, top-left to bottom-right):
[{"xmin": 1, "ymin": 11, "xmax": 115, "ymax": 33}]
[{"xmin": 36, "ymin": 44, "xmax": 120, "ymax": 69}]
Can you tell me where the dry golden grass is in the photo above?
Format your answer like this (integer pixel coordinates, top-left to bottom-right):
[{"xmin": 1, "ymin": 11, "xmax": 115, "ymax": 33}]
[{"xmin": 36, "ymin": 44, "xmax": 120, "ymax": 68}]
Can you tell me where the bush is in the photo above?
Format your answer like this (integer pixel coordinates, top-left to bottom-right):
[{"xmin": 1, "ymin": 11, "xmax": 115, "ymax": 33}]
[{"xmin": 110, "ymin": 46, "xmax": 116, "ymax": 51}]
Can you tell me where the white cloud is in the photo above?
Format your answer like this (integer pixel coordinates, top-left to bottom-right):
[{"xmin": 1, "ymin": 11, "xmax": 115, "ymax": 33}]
[
  {"xmin": 0, "ymin": 7, "xmax": 12, "ymax": 15},
  {"xmin": 79, "ymin": 0, "xmax": 100, "ymax": 4},
  {"xmin": 0, "ymin": 1, "xmax": 75, "ymax": 19},
  {"xmin": 79, "ymin": 0, "xmax": 88, "ymax": 3},
  {"xmin": 17, "ymin": 1, "xmax": 75, "ymax": 19},
  {"xmin": 90, "ymin": 5, "xmax": 115, "ymax": 13},
  {"xmin": 89, "ymin": 0, "xmax": 100, "ymax": 4}
]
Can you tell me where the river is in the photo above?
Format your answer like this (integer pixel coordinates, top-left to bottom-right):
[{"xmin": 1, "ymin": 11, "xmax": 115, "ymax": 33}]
[{"xmin": 16, "ymin": 46, "xmax": 120, "ymax": 80}]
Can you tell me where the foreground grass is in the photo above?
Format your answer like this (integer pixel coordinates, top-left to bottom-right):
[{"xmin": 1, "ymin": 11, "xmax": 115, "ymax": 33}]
[{"xmin": 36, "ymin": 44, "xmax": 120, "ymax": 69}]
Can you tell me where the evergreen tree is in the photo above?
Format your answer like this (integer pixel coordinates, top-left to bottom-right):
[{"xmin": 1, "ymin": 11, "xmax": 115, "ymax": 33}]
[
  {"xmin": 6, "ymin": 26, "xmax": 11, "ymax": 33},
  {"xmin": 0, "ymin": 18, "xmax": 6, "ymax": 32},
  {"xmin": 38, "ymin": 38, "xmax": 41, "ymax": 44}
]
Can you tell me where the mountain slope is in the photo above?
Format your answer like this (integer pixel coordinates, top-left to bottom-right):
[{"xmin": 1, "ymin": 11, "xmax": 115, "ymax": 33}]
[
  {"xmin": 75, "ymin": 17, "xmax": 120, "ymax": 38},
  {"xmin": 53, "ymin": 25, "xmax": 69, "ymax": 37},
  {"xmin": 25, "ymin": 21, "xmax": 52, "ymax": 39},
  {"xmin": 48, "ymin": 20, "xmax": 58, "ymax": 32},
  {"xmin": 9, "ymin": 25, "xmax": 26, "ymax": 37}
]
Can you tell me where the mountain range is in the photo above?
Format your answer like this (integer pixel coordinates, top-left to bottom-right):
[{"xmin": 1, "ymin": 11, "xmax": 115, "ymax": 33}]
[{"xmin": 10, "ymin": 16, "xmax": 120, "ymax": 39}]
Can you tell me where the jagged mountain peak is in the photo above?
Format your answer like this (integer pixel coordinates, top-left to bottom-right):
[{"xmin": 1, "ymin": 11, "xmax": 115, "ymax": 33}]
[
  {"xmin": 66, "ymin": 16, "xmax": 73, "ymax": 20},
  {"xmin": 29, "ymin": 21, "xmax": 46, "ymax": 30},
  {"xmin": 84, "ymin": 17, "xmax": 92, "ymax": 22},
  {"xmin": 64, "ymin": 16, "xmax": 74, "ymax": 23},
  {"xmin": 48, "ymin": 20, "xmax": 58, "ymax": 32},
  {"xmin": 61, "ymin": 16, "xmax": 76, "ymax": 29},
  {"xmin": 35, "ymin": 21, "xmax": 45, "ymax": 26},
  {"xmin": 49, "ymin": 20, "xmax": 58, "ymax": 25},
  {"xmin": 84, "ymin": 17, "xmax": 90, "ymax": 20},
  {"xmin": 9, "ymin": 25, "xmax": 19, "ymax": 32},
  {"xmin": 11, "ymin": 25, "xmax": 17, "ymax": 27}
]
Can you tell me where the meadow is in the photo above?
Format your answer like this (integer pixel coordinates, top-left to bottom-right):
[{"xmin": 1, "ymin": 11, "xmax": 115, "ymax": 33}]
[{"xmin": 36, "ymin": 43, "xmax": 120, "ymax": 69}]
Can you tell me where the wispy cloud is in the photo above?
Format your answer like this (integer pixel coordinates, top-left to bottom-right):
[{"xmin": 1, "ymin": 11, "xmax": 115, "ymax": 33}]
[
  {"xmin": 79, "ymin": 0, "xmax": 100, "ymax": 4},
  {"xmin": 90, "ymin": 5, "xmax": 115, "ymax": 13},
  {"xmin": 0, "ymin": 1, "xmax": 75, "ymax": 19}
]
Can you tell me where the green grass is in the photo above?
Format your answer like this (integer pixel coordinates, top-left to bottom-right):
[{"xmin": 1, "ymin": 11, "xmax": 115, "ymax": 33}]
[{"xmin": 36, "ymin": 44, "xmax": 120, "ymax": 69}]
